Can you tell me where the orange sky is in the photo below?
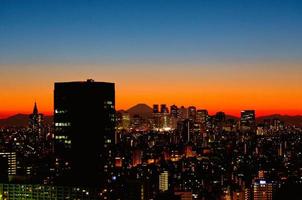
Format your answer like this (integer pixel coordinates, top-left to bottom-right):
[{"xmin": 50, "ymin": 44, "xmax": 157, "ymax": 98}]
[{"xmin": 1, "ymin": 61, "xmax": 302, "ymax": 118}]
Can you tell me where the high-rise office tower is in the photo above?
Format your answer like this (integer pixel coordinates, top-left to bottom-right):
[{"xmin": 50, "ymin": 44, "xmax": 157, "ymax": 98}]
[
  {"xmin": 153, "ymin": 104, "xmax": 159, "ymax": 113},
  {"xmin": 170, "ymin": 105, "xmax": 178, "ymax": 118},
  {"xmin": 54, "ymin": 80, "xmax": 115, "ymax": 189},
  {"xmin": 196, "ymin": 109, "xmax": 208, "ymax": 126},
  {"xmin": 159, "ymin": 171, "xmax": 169, "ymax": 192},
  {"xmin": 170, "ymin": 105, "xmax": 179, "ymax": 130},
  {"xmin": 253, "ymin": 180, "xmax": 273, "ymax": 200},
  {"xmin": 240, "ymin": 110, "xmax": 256, "ymax": 128},
  {"xmin": 188, "ymin": 106, "xmax": 196, "ymax": 121},
  {"xmin": 0, "ymin": 152, "xmax": 17, "ymax": 176},
  {"xmin": 178, "ymin": 106, "xmax": 188, "ymax": 120},
  {"xmin": 160, "ymin": 104, "xmax": 168, "ymax": 113},
  {"xmin": 153, "ymin": 104, "xmax": 161, "ymax": 130},
  {"xmin": 29, "ymin": 102, "xmax": 44, "ymax": 138}
]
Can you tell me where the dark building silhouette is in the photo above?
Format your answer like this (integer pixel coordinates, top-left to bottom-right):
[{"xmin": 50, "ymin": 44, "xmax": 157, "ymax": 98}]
[
  {"xmin": 123, "ymin": 179, "xmax": 150, "ymax": 200},
  {"xmin": 160, "ymin": 104, "xmax": 168, "ymax": 113},
  {"xmin": 240, "ymin": 110, "xmax": 256, "ymax": 127},
  {"xmin": 170, "ymin": 105, "xmax": 178, "ymax": 118},
  {"xmin": 153, "ymin": 104, "xmax": 159, "ymax": 113},
  {"xmin": 188, "ymin": 106, "xmax": 196, "ymax": 121},
  {"xmin": 29, "ymin": 102, "xmax": 44, "ymax": 138},
  {"xmin": 54, "ymin": 80, "xmax": 115, "ymax": 190}
]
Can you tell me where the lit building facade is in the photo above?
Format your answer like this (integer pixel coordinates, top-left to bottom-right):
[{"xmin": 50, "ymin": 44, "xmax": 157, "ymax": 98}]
[
  {"xmin": 0, "ymin": 183, "xmax": 100, "ymax": 200},
  {"xmin": 0, "ymin": 152, "xmax": 17, "ymax": 176},
  {"xmin": 253, "ymin": 180, "xmax": 273, "ymax": 200},
  {"xmin": 240, "ymin": 110, "xmax": 256, "ymax": 128},
  {"xmin": 159, "ymin": 171, "xmax": 168, "ymax": 192}
]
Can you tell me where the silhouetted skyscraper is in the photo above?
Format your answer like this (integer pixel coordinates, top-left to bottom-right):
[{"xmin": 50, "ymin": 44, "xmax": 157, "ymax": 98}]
[
  {"xmin": 54, "ymin": 80, "xmax": 115, "ymax": 190},
  {"xmin": 170, "ymin": 105, "xmax": 178, "ymax": 118},
  {"xmin": 240, "ymin": 110, "xmax": 256, "ymax": 127},
  {"xmin": 29, "ymin": 102, "xmax": 44, "ymax": 138},
  {"xmin": 188, "ymin": 106, "xmax": 196, "ymax": 121},
  {"xmin": 196, "ymin": 109, "xmax": 208, "ymax": 126},
  {"xmin": 153, "ymin": 104, "xmax": 159, "ymax": 113},
  {"xmin": 160, "ymin": 104, "xmax": 168, "ymax": 113}
]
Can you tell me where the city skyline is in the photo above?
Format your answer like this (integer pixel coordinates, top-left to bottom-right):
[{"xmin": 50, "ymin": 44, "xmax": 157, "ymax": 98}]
[
  {"xmin": 1, "ymin": 72, "xmax": 302, "ymax": 118},
  {"xmin": 0, "ymin": 1, "xmax": 301, "ymax": 199},
  {"xmin": 0, "ymin": 78, "xmax": 300, "ymax": 199}
]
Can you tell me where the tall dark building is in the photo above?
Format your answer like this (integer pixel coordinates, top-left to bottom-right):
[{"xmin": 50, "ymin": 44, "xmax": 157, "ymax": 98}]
[
  {"xmin": 196, "ymin": 109, "xmax": 208, "ymax": 125},
  {"xmin": 240, "ymin": 110, "xmax": 256, "ymax": 127},
  {"xmin": 29, "ymin": 102, "xmax": 44, "ymax": 138},
  {"xmin": 160, "ymin": 104, "xmax": 168, "ymax": 113},
  {"xmin": 153, "ymin": 104, "xmax": 159, "ymax": 113},
  {"xmin": 54, "ymin": 80, "xmax": 115, "ymax": 190},
  {"xmin": 188, "ymin": 106, "xmax": 196, "ymax": 120},
  {"xmin": 170, "ymin": 105, "xmax": 178, "ymax": 118}
]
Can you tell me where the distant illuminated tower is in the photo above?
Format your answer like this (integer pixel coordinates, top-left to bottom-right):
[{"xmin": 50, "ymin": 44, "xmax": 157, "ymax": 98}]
[
  {"xmin": 188, "ymin": 106, "xmax": 196, "ymax": 121},
  {"xmin": 159, "ymin": 171, "xmax": 169, "ymax": 192},
  {"xmin": 54, "ymin": 80, "xmax": 115, "ymax": 190},
  {"xmin": 253, "ymin": 180, "xmax": 273, "ymax": 200},
  {"xmin": 153, "ymin": 104, "xmax": 161, "ymax": 130},
  {"xmin": 160, "ymin": 104, "xmax": 168, "ymax": 113},
  {"xmin": 153, "ymin": 104, "xmax": 159, "ymax": 113},
  {"xmin": 29, "ymin": 102, "xmax": 44, "ymax": 137},
  {"xmin": 196, "ymin": 109, "xmax": 208, "ymax": 126},
  {"xmin": 122, "ymin": 113, "xmax": 130, "ymax": 129},
  {"xmin": 240, "ymin": 110, "xmax": 256, "ymax": 127},
  {"xmin": 179, "ymin": 106, "xmax": 188, "ymax": 120},
  {"xmin": 170, "ymin": 105, "xmax": 178, "ymax": 129},
  {"xmin": 170, "ymin": 105, "xmax": 178, "ymax": 118}
]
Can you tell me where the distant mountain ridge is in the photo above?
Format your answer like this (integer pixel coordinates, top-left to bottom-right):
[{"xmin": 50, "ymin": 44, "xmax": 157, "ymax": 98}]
[
  {"xmin": 0, "ymin": 114, "xmax": 53, "ymax": 128},
  {"xmin": 126, "ymin": 103, "xmax": 153, "ymax": 119},
  {"xmin": 1, "ymin": 106, "xmax": 301, "ymax": 128},
  {"xmin": 257, "ymin": 114, "xmax": 302, "ymax": 127}
]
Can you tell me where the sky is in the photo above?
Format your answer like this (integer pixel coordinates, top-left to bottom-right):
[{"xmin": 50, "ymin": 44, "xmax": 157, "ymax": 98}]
[{"xmin": 0, "ymin": 0, "xmax": 302, "ymax": 118}]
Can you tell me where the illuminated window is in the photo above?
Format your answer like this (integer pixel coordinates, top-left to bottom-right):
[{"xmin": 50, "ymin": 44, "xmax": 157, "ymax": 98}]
[
  {"xmin": 64, "ymin": 140, "xmax": 71, "ymax": 144},
  {"xmin": 55, "ymin": 122, "xmax": 71, "ymax": 127},
  {"xmin": 105, "ymin": 101, "xmax": 113, "ymax": 105},
  {"xmin": 55, "ymin": 109, "xmax": 67, "ymax": 114},
  {"xmin": 55, "ymin": 135, "xmax": 67, "ymax": 140}
]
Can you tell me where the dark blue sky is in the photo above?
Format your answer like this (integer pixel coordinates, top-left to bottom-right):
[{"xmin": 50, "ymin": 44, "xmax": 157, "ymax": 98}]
[{"xmin": 1, "ymin": 0, "xmax": 301, "ymax": 64}]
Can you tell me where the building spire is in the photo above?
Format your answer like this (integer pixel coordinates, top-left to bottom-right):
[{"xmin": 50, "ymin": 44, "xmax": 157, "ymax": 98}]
[{"xmin": 33, "ymin": 101, "xmax": 38, "ymax": 114}]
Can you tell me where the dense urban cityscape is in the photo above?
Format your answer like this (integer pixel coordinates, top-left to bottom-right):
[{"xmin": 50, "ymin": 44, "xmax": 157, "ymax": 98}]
[
  {"xmin": 0, "ymin": 79, "xmax": 301, "ymax": 200},
  {"xmin": 1, "ymin": 0, "xmax": 302, "ymax": 199}
]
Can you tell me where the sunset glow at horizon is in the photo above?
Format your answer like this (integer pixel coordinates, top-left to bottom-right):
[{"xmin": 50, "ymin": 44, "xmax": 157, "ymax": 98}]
[
  {"xmin": 1, "ymin": 0, "xmax": 302, "ymax": 118},
  {"xmin": 1, "ymin": 62, "xmax": 301, "ymax": 118}
]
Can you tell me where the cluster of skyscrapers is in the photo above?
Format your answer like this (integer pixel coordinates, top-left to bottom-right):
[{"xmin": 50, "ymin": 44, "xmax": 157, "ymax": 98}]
[{"xmin": 0, "ymin": 79, "xmax": 301, "ymax": 200}]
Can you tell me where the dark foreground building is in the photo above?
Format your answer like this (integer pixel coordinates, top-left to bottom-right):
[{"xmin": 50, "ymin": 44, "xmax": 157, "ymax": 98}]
[{"xmin": 54, "ymin": 80, "xmax": 115, "ymax": 191}]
